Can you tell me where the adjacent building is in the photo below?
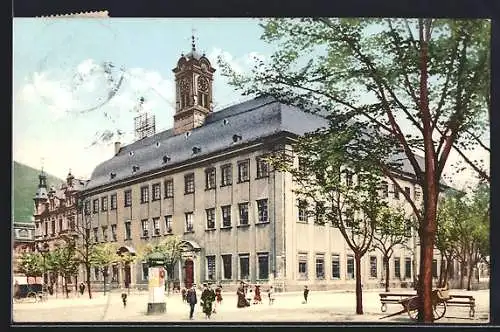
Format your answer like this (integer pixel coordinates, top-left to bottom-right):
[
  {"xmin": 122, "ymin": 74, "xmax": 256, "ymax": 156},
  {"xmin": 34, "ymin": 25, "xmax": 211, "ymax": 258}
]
[
  {"xmin": 12, "ymin": 221, "xmax": 36, "ymax": 276},
  {"xmin": 79, "ymin": 44, "xmax": 443, "ymax": 291}
]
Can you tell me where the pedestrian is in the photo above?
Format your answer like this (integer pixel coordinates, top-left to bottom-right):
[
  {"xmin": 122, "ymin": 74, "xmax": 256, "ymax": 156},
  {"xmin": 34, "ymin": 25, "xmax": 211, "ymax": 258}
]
[
  {"xmin": 181, "ymin": 287, "xmax": 187, "ymax": 302},
  {"xmin": 214, "ymin": 284, "xmax": 222, "ymax": 313},
  {"xmin": 14, "ymin": 281, "xmax": 20, "ymax": 300},
  {"xmin": 268, "ymin": 286, "xmax": 275, "ymax": 305},
  {"xmin": 201, "ymin": 283, "xmax": 216, "ymax": 319},
  {"xmin": 303, "ymin": 285, "xmax": 309, "ymax": 304},
  {"xmin": 236, "ymin": 281, "xmax": 249, "ymax": 308},
  {"xmin": 186, "ymin": 283, "xmax": 197, "ymax": 320},
  {"xmin": 121, "ymin": 292, "xmax": 127, "ymax": 307},
  {"xmin": 79, "ymin": 282, "xmax": 85, "ymax": 296},
  {"xmin": 254, "ymin": 285, "xmax": 262, "ymax": 304}
]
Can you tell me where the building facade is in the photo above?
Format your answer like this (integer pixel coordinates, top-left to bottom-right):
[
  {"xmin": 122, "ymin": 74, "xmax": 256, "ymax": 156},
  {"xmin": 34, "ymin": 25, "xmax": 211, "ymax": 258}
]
[
  {"xmin": 12, "ymin": 221, "xmax": 36, "ymax": 276},
  {"xmin": 80, "ymin": 46, "xmax": 443, "ymax": 291}
]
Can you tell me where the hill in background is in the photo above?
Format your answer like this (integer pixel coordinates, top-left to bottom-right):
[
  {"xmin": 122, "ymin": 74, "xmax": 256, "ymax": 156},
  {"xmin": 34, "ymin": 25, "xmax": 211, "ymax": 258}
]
[{"xmin": 13, "ymin": 161, "xmax": 64, "ymax": 222}]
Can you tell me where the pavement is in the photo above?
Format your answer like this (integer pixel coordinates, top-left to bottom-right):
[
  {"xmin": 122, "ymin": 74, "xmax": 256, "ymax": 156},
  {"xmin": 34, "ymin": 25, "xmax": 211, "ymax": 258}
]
[{"xmin": 12, "ymin": 288, "xmax": 490, "ymax": 324}]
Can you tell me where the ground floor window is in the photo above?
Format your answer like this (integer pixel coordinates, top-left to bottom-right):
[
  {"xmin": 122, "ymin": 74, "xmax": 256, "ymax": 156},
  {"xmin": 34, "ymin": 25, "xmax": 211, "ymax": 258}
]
[
  {"xmin": 405, "ymin": 257, "xmax": 412, "ymax": 279},
  {"xmin": 331, "ymin": 254, "xmax": 340, "ymax": 279},
  {"xmin": 347, "ymin": 255, "xmax": 355, "ymax": 280},
  {"xmin": 94, "ymin": 267, "xmax": 100, "ymax": 281},
  {"xmin": 239, "ymin": 254, "xmax": 250, "ymax": 280},
  {"xmin": 315, "ymin": 254, "xmax": 325, "ymax": 279},
  {"xmin": 258, "ymin": 253, "xmax": 269, "ymax": 280},
  {"xmin": 222, "ymin": 254, "xmax": 232, "ymax": 280},
  {"xmin": 370, "ymin": 256, "xmax": 377, "ymax": 278},
  {"xmin": 394, "ymin": 257, "xmax": 401, "ymax": 279},
  {"xmin": 111, "ymin": 265, "xmax": 118, "ymax": 282},
  {"xmin": 142, "ymin": 262, "xmax": 149, "ymax": 281},
  {"xmin": 206, "ymin": 256, "xmax": 215, "ymax": 281},
  {"xmin": 298, "ymin": 253, "xmax": 308, "ymax": 279}
]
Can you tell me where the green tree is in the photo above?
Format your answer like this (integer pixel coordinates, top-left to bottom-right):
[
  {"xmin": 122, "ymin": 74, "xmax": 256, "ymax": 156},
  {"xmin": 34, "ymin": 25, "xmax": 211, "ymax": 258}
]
[
  {"xmin": 435, "ymin": 194, "xmax": 459, "ymax": 288},
  {"xmin": 142, "ymin": 236, "xmax": 183, "ymax": 295},
  {"xmin": 371, "ymin": 206, "xmax": 411, "ymax": 292},
  {"xmin": 18, "ymin": 252, "xmax": 44, "ymax": 284},
  {"xmin": 219, "ymin": 18, "xmax": 489, "ymax": 322},
  {"xmin": 91, "ymin": 243, "xmax": 120, "ymax": 295},
  {"xmin": 266, "ymin": 130, "xmax": 387, "ymax": 314}
]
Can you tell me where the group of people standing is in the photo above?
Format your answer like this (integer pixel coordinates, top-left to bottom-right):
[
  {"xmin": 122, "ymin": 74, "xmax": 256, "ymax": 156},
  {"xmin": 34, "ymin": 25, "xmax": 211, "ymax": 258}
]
[
  {"xmin": 182, "ymin": 283, "xmax": 223, "ymax": 320},
  {"xmin": 237, "ymin": 282, "xmax": 273, "ymax": 307}
]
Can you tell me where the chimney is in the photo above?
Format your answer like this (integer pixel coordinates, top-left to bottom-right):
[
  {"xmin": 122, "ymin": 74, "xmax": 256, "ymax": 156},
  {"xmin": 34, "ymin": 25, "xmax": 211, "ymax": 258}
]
[{"xmin": 114, "ymin": 142, "xmax": 121, "ymax": 155}]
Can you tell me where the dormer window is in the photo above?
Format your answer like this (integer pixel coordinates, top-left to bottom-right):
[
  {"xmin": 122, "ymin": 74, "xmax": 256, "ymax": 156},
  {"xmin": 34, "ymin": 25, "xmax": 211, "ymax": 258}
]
[
  {"xmin": 163, "ymin": 155, "xmax": 171, "ymax": 164},
  {"xmin": 232, "ymin": 134, "xmax": 242, "ymax": 143},
  {"xmin": 155, "ymin": 142, "xmax": 161, "ymax": 147},
  {"xmin": 132, "ymin": 165, "xmax": 140, "ymax": 173},
  {"xmin": 110, "ymin": 172, "xmax": 116, "ymax": 179},
  {"xmin": 129, "ymin": 151, "xmax": 134, "ymax": 157},
  {"xmin": 185, "ymin": 131, "xmax": 192, "ymax": 139},
  {"xmin": 192, "ymin": 146, "xmax": 201, "ymax": 154},
  {"xmin": 223, "ymin": 119, "xmax": 229, "ymax": 126}
]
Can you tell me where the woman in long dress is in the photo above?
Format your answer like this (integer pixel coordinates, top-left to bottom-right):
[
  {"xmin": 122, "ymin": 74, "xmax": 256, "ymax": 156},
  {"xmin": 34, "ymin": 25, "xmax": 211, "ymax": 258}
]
[
  {"xmin": 253, "ymin": 285, "xmax": 262, "ymax": 304},
  {"xmin": 236, "ymin": 282, "xmax": 249, "ymax": 308}
]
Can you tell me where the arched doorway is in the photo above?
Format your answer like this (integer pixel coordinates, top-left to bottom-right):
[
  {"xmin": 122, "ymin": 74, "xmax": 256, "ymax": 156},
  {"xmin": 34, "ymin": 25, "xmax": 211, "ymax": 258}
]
[
  {"xmin": 116, "ymin": 246, "xmax": 137, "ymax": 291},
  {"xmin": 184, "ymin": 259, "xmax": 194, "ymax": 289}
]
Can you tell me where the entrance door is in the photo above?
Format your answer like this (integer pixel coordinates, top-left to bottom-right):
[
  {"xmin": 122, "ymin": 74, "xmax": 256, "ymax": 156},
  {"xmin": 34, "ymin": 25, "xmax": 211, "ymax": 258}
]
[
  {"xmin": 184, "ymin": 259, "xmax": 194, "ymax": 288},
  {"xmin": 124, "ymin": 264, "xmax": 131, "ymax": 288}
]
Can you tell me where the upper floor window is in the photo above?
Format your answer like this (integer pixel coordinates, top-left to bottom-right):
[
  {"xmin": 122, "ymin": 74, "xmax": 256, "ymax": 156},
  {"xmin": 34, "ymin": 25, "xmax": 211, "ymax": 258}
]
[
  {"xmin": 164, "ymin": 179, "xmax": 174, "ymax": 198},
  {"xmin": 111, "ymin": 224, "xmax": 117, "ymax": 241},
  {"xmin": 165, "ymin": 215, "xmax": 173, "ymax": 233},
  {"xmin": 84, "ymin": 201, "xmax": 91, "ymax": 215},
  {"xmin": 184, "ymin": 173, "xmax": 195, "ymax": 194},
  {"xmin": 221, "ymin": 205, "xmax": 232, "ymax": 227},
  {"xmin": 206, "ymin": 208, "xmax": 216, "ymax": 229},
  {"xmin": 140, "ymin": 186, "xmax": 149, "ymax": 204},
  {"xmin": 205, "ymin": 168, "xmax": 216, "ymax": 190},
  {"xmin": 93, "ymin": 199, "xmax": 99, "ymax": 213},
  {"xmin": 315, "ymin": 201, "xmax": 325, "ymax": 224},
  {"xmin": 102, "ymin": 226, "xmax": 108, "ymax": 242},
  {"xmin": 124, "ymin": 190, "xmax": 132, "ymax": 207},
  {"xmin": 125, "ymin": 221, "xmax": 132, "ymax": 240},
  {"xmin": 221, "ymin": 164, "xmax": 232, "ymax": 186},
  {"xmin": 101, "ymin": 196, "xmax": 108, "ymax": 211},
  {"xmin": 58, "ymin": 219, "xmax": 63, "ymax": 233},
  {"xmin": 152, "ymin": 183, "xmax": 161, "ymax": 201},
  {"xmin": 237, "ymin": 160, "xmax": 250, "ymax": 183},
  {"xmin": 297, "ymin": 200, "xmax": 308, "ymax": 223},
  {"xmin": 256, "ymin": 156, "xmax": 269, "ymax": 178},
  {"xmin": 141, "ymin": 219, "xmax": 149, "ymax": 237},
  {"xmin": 153, "ymin": 217, "xmax": 161, "ymax": 236},
  {"xmin": 414, "ymin": 188, "xmax": 421, "ymax": 201},
  {"xmin": 316, "ymin": 254, "xmax": 325, "ymax": 279},
  {"xmin": 185, "ymin": 212, "xmax": 194, "ymax": 232},
  {"xmin": 257, "ymin": 199, "xmax": 268, "ymax": 223},
  {"xmin": 404, "ymin": 186, "xmax": 411, "ymax": 198},
  {"xmin": 238, "ymin": 203, "xmax": 249, "ymax": 225},
  {"xmin": 110, "ymin": 194, "xmax": 117, "ymax": 210}
]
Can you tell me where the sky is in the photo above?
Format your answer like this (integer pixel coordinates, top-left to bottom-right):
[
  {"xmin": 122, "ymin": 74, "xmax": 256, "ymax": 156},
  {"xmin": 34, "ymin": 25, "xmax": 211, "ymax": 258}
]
[{"xmin": 13, "ymin": 18, "xmax": 489, "ymax": 190}]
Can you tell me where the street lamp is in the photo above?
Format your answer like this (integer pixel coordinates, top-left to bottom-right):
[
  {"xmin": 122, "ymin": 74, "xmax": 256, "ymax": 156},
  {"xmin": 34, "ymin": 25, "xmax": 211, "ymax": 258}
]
[{"xmin": 37, "ymin": 242, "xmax": 50, "ymax": 291}]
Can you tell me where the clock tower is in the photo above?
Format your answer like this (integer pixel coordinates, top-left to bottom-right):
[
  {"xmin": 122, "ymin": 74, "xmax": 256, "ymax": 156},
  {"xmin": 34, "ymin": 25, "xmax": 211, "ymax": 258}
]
[{"xmin": 172, "ymin": 35, "xmax": 216, "ymax": 135}]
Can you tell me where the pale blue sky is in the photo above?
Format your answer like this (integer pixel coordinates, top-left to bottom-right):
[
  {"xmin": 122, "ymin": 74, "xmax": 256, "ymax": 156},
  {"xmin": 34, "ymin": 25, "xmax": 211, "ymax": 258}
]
[{"xmin": 13, "ymin": 18, "xmax": 274, "ymax": 180}]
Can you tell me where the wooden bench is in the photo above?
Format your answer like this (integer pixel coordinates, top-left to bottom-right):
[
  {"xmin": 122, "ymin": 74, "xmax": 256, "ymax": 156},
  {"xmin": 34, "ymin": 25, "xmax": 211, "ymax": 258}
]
[{"xmin": 379, "ymin": 292, "xmax": 476, "ymax": 317}]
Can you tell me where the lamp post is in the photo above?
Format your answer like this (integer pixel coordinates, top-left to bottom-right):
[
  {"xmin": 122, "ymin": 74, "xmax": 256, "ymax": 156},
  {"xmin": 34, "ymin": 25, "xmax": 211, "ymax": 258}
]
[{"xmin": 38, "ymin": 242, "xmax": 50, "ymax": 291}]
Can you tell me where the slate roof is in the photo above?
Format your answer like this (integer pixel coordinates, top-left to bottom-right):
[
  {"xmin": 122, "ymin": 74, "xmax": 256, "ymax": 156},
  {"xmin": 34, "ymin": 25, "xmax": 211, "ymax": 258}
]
[{"xmin": 86, "ymin": 96, "xmax": 428, "ymax": 192}]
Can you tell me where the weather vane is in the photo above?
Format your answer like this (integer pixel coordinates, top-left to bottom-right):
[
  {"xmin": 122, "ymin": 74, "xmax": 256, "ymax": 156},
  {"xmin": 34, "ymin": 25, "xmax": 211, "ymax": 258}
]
[
  {"xmin": 40, "ymin": 157, "xmax": 45, "ymax": 172},
  {"xmin": 191, "ymin": 28, "xmax": 198, "ymax": 51}
]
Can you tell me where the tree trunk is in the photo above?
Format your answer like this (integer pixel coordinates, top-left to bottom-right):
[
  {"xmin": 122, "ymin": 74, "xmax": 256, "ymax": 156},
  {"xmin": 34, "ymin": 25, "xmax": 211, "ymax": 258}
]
[
  {"xmin": 65, "ymin": 275, "xmax": 69, "ymax": 299},
  {"xmin": 459, "ymin": 262, "xmax": 465, "ymax": 289},
  {"xmin": 86, "ymin": 264, "xmax": 92, "ymax": 299},
  {"xmin": 438, "ymin": 257, "xmax": 445, "ymax": 287},
  {"xmin": 384, "ymin": 255, "xmax": 390, "ymax": 293},
  {"xmin": 443, "ymin": 259, "xmax": 451, "ymax": 289},
  {"xmin": 354, "ymin": 253, "xmax": 363, "ymax": 315},
  {"xmin": 466, "ymin": 261, "xmax": 473, "ymax": 291},
  {"xmin": 103, "ymin": 273, "xmax": 107, "ymax": 296}
]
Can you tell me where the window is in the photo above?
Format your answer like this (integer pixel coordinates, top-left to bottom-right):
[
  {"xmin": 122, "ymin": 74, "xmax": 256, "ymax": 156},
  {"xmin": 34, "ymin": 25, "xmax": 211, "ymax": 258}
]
[
  {"xmin": 222, "ymin": 254, "xmax": 232, "ymax": 279},
  {"xmin": 206, "ymin": 208, "xmax": 216, "ymax": 229},
  {"xmin": 405, "ymin": 257, "xmax": 412, "ymax": 279},
  {"xmin": 101, "ymin": 196, "xmax": 108, "ymax": 211},
  {"xmin": 102, "ymin": 226, "xmax": 108, "ymax": 242},
  {"xmin": 298, "ymin": 253, "xmax": 308, "ymax": 278},
  {"xmin": 111, "ymin": 224, "xmax": 117, "ymax": 241},
  {"xmin": 258, "ymin": 253, "xmax": 269, "ymax": 280},
  {"xmin": 370, "ymin": 256, "xmax": 378, "ymax": 278},
  {"xmin": 394, "ymin": 257, "xmax": 401, "ymax": 279},
  {"xmin": 185, "ymin": 212, "xmax": 194, "ymax": 232},
  {"xmin": 257, "ymin": 199, "xmax": 268, "ymax": 223},
  {"xmin": 93, "ymin": 227, "xmax": 99, "ymax": 243},
  {"xmin": 110, "ymin": 194, "xmax": 117, "ymax": 210},
  {"xmin": 393, "ymin": 184, "xmax": 400, "ymax": 200},
  {"xmin": 256, "ymin": 156, "xmax": 269, "ymax": 178},
  {"xmin": 69, "ymin": 217, "xmax": 75, "ymax": 231},
  {"xmin": 184, "ymin": 173, "xmax": 195, "ymax": 194},
  {"xmin": 153, "ymin": 217, "xmax": 160, "ymax": 236},
  {"xmin": 239, "ymin": 254, "xmax": 250, "ymax": 280},
  {"xmin": 315, "ymin": 202, "xmax": 325, "ymax": 224},
  {"xmin": 152, "ymin": 183, "xmax": 161, "ymax": 201},
  {"xmin": 125, "ymin": 221, "xmax": 131, "ymax": 240},
  {"xmin": 238, "ymin": 203, "xmax": 249, "ymax": 225},
  {"xmin": 112, "ymin": 265, "xmax": 119, "ymax": 282},
  {"xmin": 124, "ymin": 190, "xmax": 132, "ymax": 207},
  {"xmin": 221, "ymin": 205, "xmax": 231, "ymax": 227},
  {"xmin": 84, "ymin": 201, "xmax": 91, "ymax": 215},
  {"xmin": 298, "ymin": 200, "xmax": 308, "ymax": 223},
  {"xmin": 381, "ymin": 182, "xmax": 389, "ymax": 198},
  {"xmin": 347, "ymin": 255, "xmax": 355, "ymax": 280},
  {"xmin": 298, "ymin": 157, "xmax": 307, "ymax": 172},
  {"xmin": 432, "ymin": 259, "xmax": 438, "ymax": 278},
  {"xmin": 238, "ymin": 160, "xmax": 250, "ymax": 182},
  {"xmin": 93, "ymin": 199, "xmax": 99, "ymax": 213},
  {"xmin": 51, "ymin": 220, "xmax": 56, "ymax": 235},
  {"xmin": 141, "ymin": 219, "xmax": 149, "ymax": 237},
  {"xmin": 165, "ymin": 215, "xmax": 173, "ymax": 233},
  {"xmin": 346, "ymin": 171, "xmax": 353, "ymax": 187},
  {"xmin": 332, "ymin": 254, "xmax": 341, "ymax": 279},
  {"xmin": 142, "ymin": 262, "xmax": 149, "ymax": 281},
  {"xmin": 404, "ymin": 186, "xmax": 411, "ymax": 198},
  {"xmin": 414, "ymin": 188, "xmax": 421, "ymax": 201},
  {"xmin": 205, "ymin": 168, "xmax": 216, "ymax": 189},
  {"xmin": 140, "ymin": 186, "xmax": 149, "ymax": 204},
  {"xmin": 164, "ymin": 179, "xmax": 174, "ymax": 198},
  {"xmin": 221, "ymin": 164, "xmax": 232, "ymax": 186},
  {"xmin": 316, "ymin": 254, "xmax": 325, "ymax": 279},
  {"xmin": 206, "ymin": 256, "xmax": 216, "ymax": 281},
  {"xmin": 58, "ymin": 219, "xmax": 63, "ymax": 232},
  {"xmin": 44, "ymin": 222, "xmax": 48, "ymax": 236}
]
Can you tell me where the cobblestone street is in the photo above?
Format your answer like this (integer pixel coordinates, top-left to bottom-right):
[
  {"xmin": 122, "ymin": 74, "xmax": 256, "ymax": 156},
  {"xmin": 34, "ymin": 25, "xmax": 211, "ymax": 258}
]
[{"xmin": 12, "ymin": 288, "xmax": 489, "ymax": 324}]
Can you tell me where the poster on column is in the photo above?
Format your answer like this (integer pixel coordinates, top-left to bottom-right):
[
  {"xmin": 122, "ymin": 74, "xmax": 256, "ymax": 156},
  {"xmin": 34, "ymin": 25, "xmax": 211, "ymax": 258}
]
[{"xmin": 148, "ymin": 268, "xmax": 159, "ymax": 288}]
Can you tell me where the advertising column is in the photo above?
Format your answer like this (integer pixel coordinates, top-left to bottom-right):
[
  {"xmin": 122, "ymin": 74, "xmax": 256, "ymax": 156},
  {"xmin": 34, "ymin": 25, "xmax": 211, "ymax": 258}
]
[{"xmin": 147, "ymin": 252, "xmax": 166, "ymax": 315}]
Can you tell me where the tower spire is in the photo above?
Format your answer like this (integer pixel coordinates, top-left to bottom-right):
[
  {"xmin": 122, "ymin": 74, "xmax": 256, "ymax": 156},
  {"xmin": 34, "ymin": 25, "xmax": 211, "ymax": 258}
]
[{"xmin": 191, "ymin": 28, "xmax": 196, "ymax": 51}]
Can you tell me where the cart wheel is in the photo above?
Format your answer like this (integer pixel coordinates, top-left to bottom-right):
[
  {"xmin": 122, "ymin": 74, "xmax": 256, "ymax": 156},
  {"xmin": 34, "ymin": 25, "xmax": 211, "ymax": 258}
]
[
  {"xmin": 433, "ymin": 301, "xmax": 447, "ymax": 320},
  {"xmin": 27, "ymin": 292, "xmax": 37, "ymax": 303},
  {"xmin": 405, "ymin": 298, "xmax": 419, "ymax": 321},
  {"xmin": 469, "ymin": 308, "xmax": 475, "ymax": 318},
  {"xmin": 381, "ymin": 303, "xmax": 387, "ymax": 312}
]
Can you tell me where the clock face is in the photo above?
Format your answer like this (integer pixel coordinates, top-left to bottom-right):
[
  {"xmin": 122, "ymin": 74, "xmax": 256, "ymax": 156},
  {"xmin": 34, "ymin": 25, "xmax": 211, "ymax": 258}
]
[
  {"xmin": 180, "ymin": 78, "xmax": 190, "ymax": 92},
  {"xmin": 197, "ymin": 77, "xmax": 209, "ymax": 92}
]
